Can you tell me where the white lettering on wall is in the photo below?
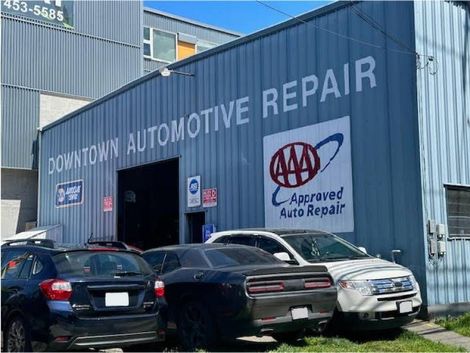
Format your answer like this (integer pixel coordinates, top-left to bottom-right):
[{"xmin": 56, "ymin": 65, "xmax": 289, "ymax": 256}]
[{"xmin": 47, "ymin": 56, "xmax": 378, "ymax": 175}]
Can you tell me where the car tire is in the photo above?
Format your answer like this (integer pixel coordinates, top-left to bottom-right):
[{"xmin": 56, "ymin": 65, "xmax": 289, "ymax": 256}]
[
  {"xmin": 5, "ymin": 316, "xmax": 32, "ymax": 352},
  {"xmin": 272, "ymin": 330, "xmax": 304, "ymax": 343},
  {"xmin": 177, "ymin": 301, "xmax": 216, "ymax": 351}
]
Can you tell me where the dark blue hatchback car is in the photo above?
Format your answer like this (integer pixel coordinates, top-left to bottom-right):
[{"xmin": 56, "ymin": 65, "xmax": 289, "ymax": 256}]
[{"xmin": 1, "ymin": 239, "xmax": 167, "ymax": 352}]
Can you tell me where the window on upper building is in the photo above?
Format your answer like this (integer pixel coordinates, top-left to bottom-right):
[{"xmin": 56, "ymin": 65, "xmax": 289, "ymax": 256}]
[
  {"xmin": 143, "ymin": 27, "xmax": 152, "ymax": 58},
  {"xmin": 445, "ymin": 185, "xmax": 470, "ymax": 238},
  {"xmin": 152, "ymin": 29, "xmax": 177, "ymax": 63},
  {"xmin": 197, "ymin": 40, "xmax": 216, "ymax": 53}
]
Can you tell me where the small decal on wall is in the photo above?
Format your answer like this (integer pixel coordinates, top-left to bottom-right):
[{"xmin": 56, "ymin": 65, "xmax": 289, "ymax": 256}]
[
  {"xmin": 103, "ymin": 196, "xmax": 113, "ymax": 212},
  {"xmin": 203, "ymin": 188, "xmax": 217, "ymax": 208},
  {"xmin": 187, "ymin": 176, "xmax": 201, "ymax": 207},
  {"xmin": 55, "ymin": 179, "xmax": 83, "ymax": 208}
]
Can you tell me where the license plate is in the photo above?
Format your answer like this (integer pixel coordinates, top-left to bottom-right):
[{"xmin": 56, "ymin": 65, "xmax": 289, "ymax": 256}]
[
  {"xmin": 105, "ymin": 292, "xmax": 129, "ymax": 307},
  {"xmin": 397, "ymin": 300, "xmax": 412, "ymax": 313},
  {"xmin": 291, "ymin": 307, "xmax": 309, "ymax": 320}
]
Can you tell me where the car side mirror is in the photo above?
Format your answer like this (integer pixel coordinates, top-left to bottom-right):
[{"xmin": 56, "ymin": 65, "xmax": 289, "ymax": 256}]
[
  {"xmin": 358, "ymin": 246, "xmax": 367, "ymax": 254},
  {"xmin": 274, "ymin": 252, "xmax": 290, "ymax": 262}
]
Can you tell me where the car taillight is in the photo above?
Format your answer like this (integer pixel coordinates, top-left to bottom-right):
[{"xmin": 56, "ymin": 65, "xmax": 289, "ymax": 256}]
[
  {"xmin": 247, "ymin": 281, "xmax": 285, "ymax": 294},
  {"xmin": 304, "ymin": 278, "xmax": 332, "ymax": 289},
  {"xmin": 155, "ymin": 280, "xmax": 165, "ymax": 298},
  {"xmin": 39, "ymin": 279, "xmax": 72, "ymax": 301}
]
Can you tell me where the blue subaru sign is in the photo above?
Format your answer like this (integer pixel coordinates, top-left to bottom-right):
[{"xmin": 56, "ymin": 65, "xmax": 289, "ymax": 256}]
[{"xmin": 55, "ymin": 180, "xmax": 83, "ymax": 208}]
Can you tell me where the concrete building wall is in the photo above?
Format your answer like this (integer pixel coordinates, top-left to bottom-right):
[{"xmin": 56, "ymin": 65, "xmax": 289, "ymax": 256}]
[{"xmin": 40, "ymin": 93, "xmax": 92, "ymax": 128}]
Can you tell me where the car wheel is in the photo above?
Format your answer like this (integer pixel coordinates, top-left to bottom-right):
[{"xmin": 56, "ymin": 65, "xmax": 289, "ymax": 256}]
[
  {"xmin": 178, "ymin": 301, "xmax": 216, "ymax": 351},
  {"xmin": 272, "ymin": 330, "xmax": 304, "ymax": 343},
  {"xmin": 5, "ymin": 316, "xmax": 32, "ymax": 352}
]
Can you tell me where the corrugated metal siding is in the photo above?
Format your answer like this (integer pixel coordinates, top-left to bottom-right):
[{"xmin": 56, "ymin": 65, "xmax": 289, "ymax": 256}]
[
  {"xmin": 143, "ymin": 58, "xmax": 165, "ymax": 74},
  {"xmin": 414, "ymin": 1, "xmax": 470, "ymax": 306},
  {"xmin": 1, "ymin": 87, "xmax": 40, "ymax": 169},
  {"xmin": 1, "ymin": 1, "xmax": 142, "ymax": 169},
  {"xmin": 74, "ymin": 1, "xmax": 142, "ymax": 46},
  {"xmin": 39, "ymin": 2, "xmax": 426, "ymax": 286},
  {"xmin": 143, "ymin": 11, "xmax": 238, "ymax": 45},
  {"xmin": 2, "ymin": 18, "xmax": 141, "ymax": 98}
]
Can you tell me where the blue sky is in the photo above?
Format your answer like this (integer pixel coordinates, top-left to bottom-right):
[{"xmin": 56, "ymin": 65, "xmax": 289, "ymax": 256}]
[{"xmin": 144, "ymin": 1, "xmax": 331, "ymax": 34}]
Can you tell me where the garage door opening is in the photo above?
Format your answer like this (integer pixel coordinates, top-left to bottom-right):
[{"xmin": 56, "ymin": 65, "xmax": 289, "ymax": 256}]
[{"xmin": 117, "ymin": 159, "xmax": 179, "ymax": 250}]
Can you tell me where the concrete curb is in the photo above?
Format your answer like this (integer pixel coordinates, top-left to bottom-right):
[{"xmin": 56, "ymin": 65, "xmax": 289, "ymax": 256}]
[{"xmin": 405, "ymin": 320, "xmax": 470, "ymax": 352}]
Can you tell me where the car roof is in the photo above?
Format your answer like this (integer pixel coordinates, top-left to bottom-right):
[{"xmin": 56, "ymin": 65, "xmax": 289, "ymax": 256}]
[
  {"xmin": 1, "ymin": 241, "xmax": 138, "ymax": 255},
  {"xmin": 143, "ymin": 243, "xmax": 256, "ymax": 253},
  {"xmin": 215, "ymin": 228, "xmax": 332, "ymax": 237}
]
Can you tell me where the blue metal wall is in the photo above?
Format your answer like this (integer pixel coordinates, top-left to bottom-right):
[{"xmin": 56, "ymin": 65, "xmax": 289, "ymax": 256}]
[
  {"xmin": 143, "ymin": 8, "xmax": 239, "ymax": 74},
  {"xmin": 1, "ymin": 1, "xmax": 142, "ymax": 169},
  {"xmin": 414, "ymin": 1, "xmax": 470, "ymax": 306},
  {"xmin": 39, "ymin": 1, "xmax": 428, "ymax": 297}
]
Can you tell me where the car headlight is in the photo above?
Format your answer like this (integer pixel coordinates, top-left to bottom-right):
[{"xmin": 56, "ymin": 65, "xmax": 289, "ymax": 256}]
[
  {"xmin": 338, "ymin": 280, "xmax": 374, "ymax": 296},
  {"xmin": 408, "ymin": 274, "xmax": 420, "ymax": 291}
]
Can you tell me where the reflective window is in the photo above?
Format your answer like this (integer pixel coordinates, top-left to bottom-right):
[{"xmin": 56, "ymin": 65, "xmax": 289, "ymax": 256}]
[
  {"xmin": 446, "ymin": 185, "xmax": 470, "ymax": 237},
  {"xmin": 142, "ymin": 251, "xmax": 166, "ymax": 273},
  {"xmin": 162, "ymin": 253, "xmax": 181, "ymax": 273},
  {"xmin": 153, "ymin": 29, "xmax": 176, "ymax": 62},
  {"xmin": 197, "ymin": 40, "xmax": 216, "ymax": 53}
]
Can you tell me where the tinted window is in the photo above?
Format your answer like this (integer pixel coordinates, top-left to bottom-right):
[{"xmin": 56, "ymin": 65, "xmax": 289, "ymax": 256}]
[
  {"xmin": 1, "ymin": 249, "xmax": 27, "ymax": 268},
  {"xmin": 284, "ymin": 233, "xmax": 369, "ymax": 262},
  {"xmin": 445, "ymin": 186, "xmax": 470, "ymax": 237},
  {"xmin": 54, "ymin": 251, "xmax": 152, "ymax": 277},
  {"xmin": 142, "ymin": 251, "xmax": 166, "ymax": 273},
  {"xmin": 205, "ymin": 247, "xmax": 281, "ymax": 268},
  {"xmin": 162, "ymin": 253, "xmax": 181, "ymax": 274},
  {"xmin": 32, "ymin": 257, "xmax": 44, "ymax": 276},
  {"xmin": 257, "ymin": 237, "xmax": 292, "ymax": 258},
  {"xmin": 18, "ymin": 254, "xmax": 34, "ymax": 279},
  {"xmin": 179, "ymin": 249, "xmax": 209, "ymax": 268},
  {"xmin": 2, "ymin": 252, "xmax": 29, "ymax": 280},
  {"xmin": 213, "ymin": 235, "xmax": 257, "ymax": 247}
]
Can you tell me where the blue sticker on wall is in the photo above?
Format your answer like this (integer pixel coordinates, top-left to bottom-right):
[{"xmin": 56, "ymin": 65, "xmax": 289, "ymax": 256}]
[
  {"xmin": 202, "ymin": 224, "xmax": 216, "ymax": 242},
  {"xmin": 55, "ymin": 179, "xmax": 83, "ymax": 208}
]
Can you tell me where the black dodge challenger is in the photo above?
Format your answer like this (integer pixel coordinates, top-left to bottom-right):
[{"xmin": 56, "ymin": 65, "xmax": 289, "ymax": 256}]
[{"xmin": 142, "ymin": 243, "xmax": 337, "ymax": 350}]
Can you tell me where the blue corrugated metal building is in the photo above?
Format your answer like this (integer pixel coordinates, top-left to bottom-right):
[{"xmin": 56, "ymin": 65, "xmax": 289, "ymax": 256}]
[
  {"xmin": 37, "ymin": 1, "xmax": 469, "ymax": 315},
  {"xmin": 1, "ymin": 0, "xmax": 239, "ymax": 237}
]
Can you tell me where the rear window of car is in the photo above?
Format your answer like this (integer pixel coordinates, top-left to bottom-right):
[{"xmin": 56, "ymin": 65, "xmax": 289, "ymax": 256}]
[
  {"xmin": 53, "ymin": 251, "xmax": 152, "ymax": 277},
  {"xmin": 204, "ymin": 247, "xmax": 281, "ymax": 268}
]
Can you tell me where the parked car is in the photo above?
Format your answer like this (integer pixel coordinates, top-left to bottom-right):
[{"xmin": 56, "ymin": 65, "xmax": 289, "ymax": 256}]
[
  {"xmin": 142, "ymin": 243, "xmax": 336, "ymax": 350},
  {"xmin": 1, "ymin": 239, "xmax": 166, "ymax": 352},
  {"xmin": 206, "ymin": 229, "xmax": 422, "ymax": 330}
]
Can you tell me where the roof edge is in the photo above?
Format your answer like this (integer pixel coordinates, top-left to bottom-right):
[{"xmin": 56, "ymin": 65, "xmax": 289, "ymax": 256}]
[
  {"xmin": 42, "ymin": 1, "xmax": 351, "ymax": 132},
  {"xmin": 143, "ymin": 7, "xmax": 243, "ymax": 37}
]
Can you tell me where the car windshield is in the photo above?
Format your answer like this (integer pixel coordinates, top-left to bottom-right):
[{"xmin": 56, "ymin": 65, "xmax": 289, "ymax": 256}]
[
  {"xmin": 283, "ymin": 233, "xmax": 369, "ymax": 262},
  {"xmin": 53, "ymin": 250, "xmax": 152, "ymax": 277},
  {"xmin": 205, "ymin": 247, "xmax": 282, "ymax": 268}
]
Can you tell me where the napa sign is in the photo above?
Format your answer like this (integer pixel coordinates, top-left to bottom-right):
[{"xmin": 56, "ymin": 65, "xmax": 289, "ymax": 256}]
[{"xmin": 263, "ymin": 116, "xmax": 354, "ymax": 232}]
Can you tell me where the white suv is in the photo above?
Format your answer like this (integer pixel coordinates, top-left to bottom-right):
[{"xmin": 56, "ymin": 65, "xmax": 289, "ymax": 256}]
[{"xmin": 206, "ymin": 229, "xmax": 422, "ymax": 330}]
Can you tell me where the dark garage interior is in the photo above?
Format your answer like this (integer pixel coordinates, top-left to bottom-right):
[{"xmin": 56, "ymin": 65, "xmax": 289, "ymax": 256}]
[{"xmin": 117, "ymin": 159, "xmax": 179, "ymax": 250}]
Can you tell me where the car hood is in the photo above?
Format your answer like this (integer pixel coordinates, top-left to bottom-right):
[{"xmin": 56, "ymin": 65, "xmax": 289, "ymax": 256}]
[{"xmin": 321, "ymin": 257, "xmax": 412, "ymax": 281}]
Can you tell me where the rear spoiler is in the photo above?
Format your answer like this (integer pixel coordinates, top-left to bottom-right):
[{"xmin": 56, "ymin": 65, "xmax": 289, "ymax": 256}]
[
  {"xmin": 245, "ymin": 265, "xmax": 329, "ymax": 276},
  {"xmin": 2, "ymin": 238, "xmax": 55, "ymax": 249}
]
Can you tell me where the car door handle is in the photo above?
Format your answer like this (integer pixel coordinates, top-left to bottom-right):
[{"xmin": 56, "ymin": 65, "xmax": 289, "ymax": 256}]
[{"xmin": 193, "ymin": 272, "xmax": 204, "ymax": 281}]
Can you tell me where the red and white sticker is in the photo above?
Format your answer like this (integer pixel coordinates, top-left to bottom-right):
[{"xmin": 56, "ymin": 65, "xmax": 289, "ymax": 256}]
[
  {"xmin": 103, "ymin": 196, "xmax": 113, "ymax": 212},
  {"xmin": 202, "ymin": 188, "xmax": 217, "ymax": 208}
]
